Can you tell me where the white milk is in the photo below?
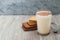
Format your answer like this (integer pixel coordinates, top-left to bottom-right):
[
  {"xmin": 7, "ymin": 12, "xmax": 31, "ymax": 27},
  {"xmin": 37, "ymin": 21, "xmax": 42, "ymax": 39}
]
[{"xmin": 36, "ymin": 11, "xmax": 52, "ymax": 34}]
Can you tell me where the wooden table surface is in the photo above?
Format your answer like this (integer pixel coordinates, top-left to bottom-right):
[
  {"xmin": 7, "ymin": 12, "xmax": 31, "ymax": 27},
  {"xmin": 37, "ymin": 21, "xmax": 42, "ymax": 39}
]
[{"xmin": 0, "ymin": 15, "xmax": 60, "ymax": 40}]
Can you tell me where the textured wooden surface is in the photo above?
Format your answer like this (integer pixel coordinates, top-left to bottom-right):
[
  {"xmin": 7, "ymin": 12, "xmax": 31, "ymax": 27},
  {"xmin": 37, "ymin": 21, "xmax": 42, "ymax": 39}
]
[{"xmin": 0, "ymin": 15, "xmax": 60, "ymax": 40}]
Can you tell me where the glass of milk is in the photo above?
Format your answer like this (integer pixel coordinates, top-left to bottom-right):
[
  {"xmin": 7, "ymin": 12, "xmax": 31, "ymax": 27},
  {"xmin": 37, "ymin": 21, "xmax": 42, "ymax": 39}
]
[{"xmin": 36, "ymin": 11, "xmax": 52, "ymax": 35}]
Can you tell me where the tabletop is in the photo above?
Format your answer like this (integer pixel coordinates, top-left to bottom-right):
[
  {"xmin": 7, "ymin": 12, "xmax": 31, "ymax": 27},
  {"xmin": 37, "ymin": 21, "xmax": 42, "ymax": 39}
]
[{"xmin": 0, "ymin": 15, "xmax": 60, "ymax": 40}]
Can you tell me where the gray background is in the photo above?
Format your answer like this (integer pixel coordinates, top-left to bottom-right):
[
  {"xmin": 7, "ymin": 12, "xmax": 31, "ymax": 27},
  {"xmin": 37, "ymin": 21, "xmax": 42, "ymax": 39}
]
[{"xmin": 0, "ymin": 0, "xmax": 60, "ymax": 15}]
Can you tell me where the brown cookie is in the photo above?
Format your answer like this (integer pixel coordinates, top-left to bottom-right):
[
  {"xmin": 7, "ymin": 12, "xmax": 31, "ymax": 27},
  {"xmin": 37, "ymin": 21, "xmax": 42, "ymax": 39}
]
[
  {"xmin": 22, "ymin": 22, "xmax": 37, "ymax": 31},
  {"xmin": 28, "ymin": 16, "xmax": 37, "ymax": 26},
  {"xmin": 22, "ymin": 26, "xmax": 37, "ymax": 31},
  {"xmin": 22, "ymin": 22, "xmax": 32, "ymax": 29},
  {"xmin": 27, "ymin": 22, "xmax": 37, "ymax": 27},
  {"xmin": 28, "ymin": 21, "xmax": 37, "ymax": 26}
]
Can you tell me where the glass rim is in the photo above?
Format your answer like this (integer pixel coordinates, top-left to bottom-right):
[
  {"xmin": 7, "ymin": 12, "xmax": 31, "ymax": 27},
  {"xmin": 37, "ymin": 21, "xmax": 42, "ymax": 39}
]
[{"xmin": 36, "ymin": 11, "xmax": 52, "ymax": 15}]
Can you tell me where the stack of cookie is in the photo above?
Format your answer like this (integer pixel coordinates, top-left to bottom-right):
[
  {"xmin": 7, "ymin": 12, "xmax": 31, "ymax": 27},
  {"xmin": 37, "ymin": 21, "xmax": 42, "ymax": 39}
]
[{"xmin": 22, "ymin": 16, "xmax": 37, "ymax": 31}]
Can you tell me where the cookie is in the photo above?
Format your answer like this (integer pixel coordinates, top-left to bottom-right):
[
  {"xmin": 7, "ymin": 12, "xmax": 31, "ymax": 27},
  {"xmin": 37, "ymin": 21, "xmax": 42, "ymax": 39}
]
[
  {"xmin": 27, "ymin": 22, "xmax": 37, "ymax": 26},
  {"xmin": 22, "ymin": 22, "xmax": 37, "ymax": 31},
  {"xmin": 28, "ymin": 16, "xmax": 37, "ymax": 26},
  {"xmin": 22, "ymin": 22, "xmax": 32, "ymax": 29}
]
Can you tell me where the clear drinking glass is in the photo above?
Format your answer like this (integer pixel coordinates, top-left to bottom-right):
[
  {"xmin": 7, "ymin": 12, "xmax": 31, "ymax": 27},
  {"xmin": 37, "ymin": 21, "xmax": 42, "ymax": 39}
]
[{"xmin": 36, "ymin": 11, "xmax": 52, "ymax": 35}]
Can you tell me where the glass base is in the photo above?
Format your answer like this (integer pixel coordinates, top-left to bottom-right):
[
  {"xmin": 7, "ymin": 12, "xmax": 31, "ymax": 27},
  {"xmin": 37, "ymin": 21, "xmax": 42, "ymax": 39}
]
[{"xmin": 37, "ymin": 32, "xmax": 50, "ymax": 36}]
